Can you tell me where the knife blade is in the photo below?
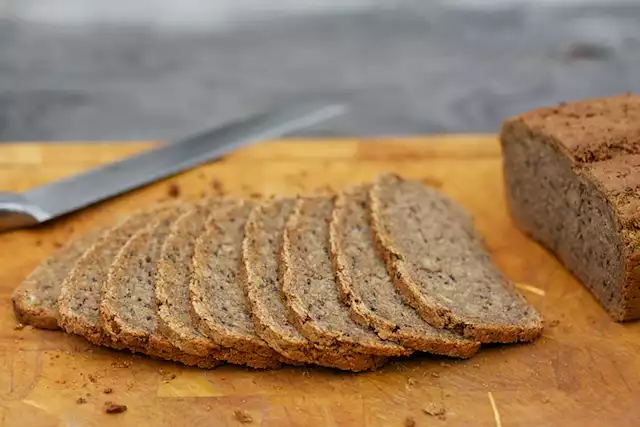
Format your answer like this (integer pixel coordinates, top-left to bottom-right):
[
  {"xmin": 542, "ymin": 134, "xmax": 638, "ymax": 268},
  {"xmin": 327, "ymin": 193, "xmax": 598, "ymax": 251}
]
[{"xmin": 0, "ymin": 102, "xmax": 346, "ymax": 232}]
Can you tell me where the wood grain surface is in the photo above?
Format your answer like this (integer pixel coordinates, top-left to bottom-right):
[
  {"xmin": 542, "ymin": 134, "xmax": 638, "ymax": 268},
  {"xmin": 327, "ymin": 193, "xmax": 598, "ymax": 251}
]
[{"xmin": 0, "ymin": 136, "xmax": 639, "ymax": 427}]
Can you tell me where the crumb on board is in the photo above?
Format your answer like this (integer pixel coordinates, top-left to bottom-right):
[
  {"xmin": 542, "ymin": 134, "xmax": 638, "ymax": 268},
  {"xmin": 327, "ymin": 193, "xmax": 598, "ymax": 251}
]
[
  {"xmin": 111, "ymin": 360, "xmax": 131, "ymax": 368},
  {"xmin": 211, "ymin": 179, "xmax": 224, "ymax": 195},
  {"xmin": 103, "ymin": 388, "xmax": 114, "ymax": 394},
  {"xmin": 105, "ymin": 402, "xmax": 127, "ymax": 414},
  {"xmin": 14, "ymin": 323, "xmax": 25, "ymax": 331},
  {"xmin": 423, "ymin": 402, "xmax": 446, "ymax": 418},
  {"xmin": 548, "ymin": 319, "xmax": 560, "ymax": 327},
  {"xmin": 233, "ymin": 410, "xmax": 253, "ymax": 424},
  {"xmin": 168, "ymin": 183, "xmax": 181, "ymax": 198},
  {"xmin": 472, "ymin": 363, "xmax": 480, "ymax": 368},
  {"xmin": 403, "ymin": 416, "xmax": 416, "ymax": 427},
  {"xmin": 76, "ymin": 397, "xmax": 87, "ymax": 404},
  {"xmin": 88, "ymin": 374, "xmax": 97, "ymax": 383},
  {"xmin": 430, "ymin": 372, "xmax": 440, "ymax": 378},
  {"xmin": 406, "ymin": 378, "xmax": 417, "ymax": 387}
]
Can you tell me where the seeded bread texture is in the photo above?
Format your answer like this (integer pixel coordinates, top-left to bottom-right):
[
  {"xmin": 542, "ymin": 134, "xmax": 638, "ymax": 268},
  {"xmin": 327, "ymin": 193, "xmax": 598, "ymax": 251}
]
[
  {"xmin": 12, "ymin": 227, "xmax": 106, "ymax": 329},
  {"xmin": 370, "ymin": 173, "xmax": 543, "ymax": 343},
  {"xmin": 330, "ymin": 183, "xmax": 480, "ymax": 357},
  {"xmin": 501, "ymin": 94, "xmax": 640, "ymax": 321},
  {"xmin": 190, "ymin": 199, "xmax": 288, "ymax": 363},
  {"xmin": 58, "ymin": 203, "xmax": 180, "ymax": 347},
  {"xmin": 242, "ymin": 197, "xmax": 388, "ymax": 371},
  {"xmin": 156, "ymin": 202, "xmax": 283, "ymax": 369},
  {"xmin": 100, "ymin": 209, "xmax": 221, "ymax": 368},
  {"xmin": 281, "ymin": 196, "xmax": 412, "ymax": 358}
]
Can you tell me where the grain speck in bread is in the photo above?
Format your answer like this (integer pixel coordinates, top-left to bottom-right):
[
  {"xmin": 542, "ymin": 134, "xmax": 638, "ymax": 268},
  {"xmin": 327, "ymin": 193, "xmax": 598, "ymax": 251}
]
[
  {"xmin": 156, "ymin": 202, "xmax": 284, "ymax": 369},
  {"xmin": 500, "ymin": 94, "xmax": 640, "ymax": 321},
  {"xmin": 190, "ymin": 199, "xmax": 288, "ymax": 364},
  {"xmin": 12, "ymin": 227, "xmax": 106, "ymax": 329},
  {"xmin": 242, "ymin": 197, "xmax": 388, "ymax": 371},
  {"xmin": 370, "ymin": 173, "xmax": 543, "ymax": 343},
  {"xmin": 330, "ymin": 183, "xmax": 480, "ymax": 357},
  {"xmin": 58, "ymin": 203, "xmax": 180, "ymax": 347},
  {"xmin": 99, "ymin": 205, "xmax": 220, "ymax": 368},
  {"xmin": 281, "ymin": 196, "xmax": 412, "ymax": 357}
]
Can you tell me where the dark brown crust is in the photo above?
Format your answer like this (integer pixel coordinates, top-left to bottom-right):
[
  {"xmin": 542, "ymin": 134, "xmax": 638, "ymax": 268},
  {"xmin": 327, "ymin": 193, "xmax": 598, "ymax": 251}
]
[
  {"xmin": 500, "ymin": 95, "xmax": 640, "ymax": 321},
  {"xmin": 242, "ymin": 197, "xmax": 388, "ymax": 371},
  {"xmin": 330, "ymin": 184, "xmax": 480, "ymax": 358},
  {"xmin": 281, "ymin": 196, "xmax": 412, "ymax": 358},
  {"xmin": 370, "ymin": 174, "xmax": 543, "ymax": 343},
  {"xmin": 12, "ymin": 227, "xmax": 106, "ymax": 329}
]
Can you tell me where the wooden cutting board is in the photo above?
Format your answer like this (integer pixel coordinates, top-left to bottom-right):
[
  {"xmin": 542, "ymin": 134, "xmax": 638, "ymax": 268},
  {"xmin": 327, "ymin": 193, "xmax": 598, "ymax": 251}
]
[{"xmin": 1, "ymin": 136, "xmax": 638, "ymax": 427}]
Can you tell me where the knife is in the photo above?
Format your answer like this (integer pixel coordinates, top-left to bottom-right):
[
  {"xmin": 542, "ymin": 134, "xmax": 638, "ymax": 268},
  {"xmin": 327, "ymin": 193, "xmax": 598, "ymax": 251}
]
[{"xmin": 0, "ymin": 102, "xmax": 346, "ymax": 233}]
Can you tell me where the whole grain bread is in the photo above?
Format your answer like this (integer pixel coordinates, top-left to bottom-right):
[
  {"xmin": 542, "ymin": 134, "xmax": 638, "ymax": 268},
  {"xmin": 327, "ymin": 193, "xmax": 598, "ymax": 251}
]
[
  {"xmin": 330, "ymin": 183, "xmax": 480, "ymax": 357},
  {"xmin": 189, "ymin": 199, "xmax": 290, "ymax": 364},
  {"xmin": 500, "ymin": 94, "xmax": 640, "ymax": 321},
  {"xmin": 370, "ymin": 173, "xmax": 543, "ymax": 343},
  {"xmin": 12, "ymin": 227, "xmax": 106, "ymax": 329},
  {"xmin": 156, "ymin": 202, "xmax": 284, "ymax": 369},
  {"xmin": 98, "ymin": 205, "xmax": 220, "ymax": 368},
  {"xmin": 58, "ymin": 202, "xmax": 180, "ymax": 347},
  {"xmin": 242, "ymin": 197, "xmax": 388, "ymax": 371},
  {"xmin": 281, "ymin": 196, "xmax": 412, "ymax": 358}
]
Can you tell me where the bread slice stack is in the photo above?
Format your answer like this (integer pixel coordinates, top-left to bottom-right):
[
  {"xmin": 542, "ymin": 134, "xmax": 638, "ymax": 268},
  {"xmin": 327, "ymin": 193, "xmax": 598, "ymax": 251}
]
[{"xmin": 12, "ymin": 173, "xmax": 543, "ymax": 372}]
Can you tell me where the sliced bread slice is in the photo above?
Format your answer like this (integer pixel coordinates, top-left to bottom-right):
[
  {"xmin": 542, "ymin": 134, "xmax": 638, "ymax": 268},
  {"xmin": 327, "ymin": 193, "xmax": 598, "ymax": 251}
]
[
  {"xmin": 12, "ymin": 227, "xmax": 106, "ymax": 329},
  {"xmin": 98, "ymin": 205, "xmax": 221, "ymax": 368},
  {"xmin": 156, "ymin": 202, "xmax": 283, "ymax": 369},
  {"xmin": 370, "ymin": 173, "xmax": 543, "ymax": 343},
  {"xmin": 281, "ymin": 196, "xmax": 412, "ymax": 358},
  {"xmin": 242, "ymin": 197, "xmax": 388, "ymax": 371},
  {"xmin": 58, "ymin": 202, "xmax": 181, "ymax": 347},
  {"xmin": 190, "ymin": 199, "xmax": 290, "ymax": 364},
  {"xmin": 330, "ymin": 183, "xmax": 480, "ymax": 357}
]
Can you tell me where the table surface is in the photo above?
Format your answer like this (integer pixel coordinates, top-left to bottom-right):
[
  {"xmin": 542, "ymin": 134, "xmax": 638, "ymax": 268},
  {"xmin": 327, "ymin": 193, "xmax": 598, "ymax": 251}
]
[{"xmin": 0, "ymin": 136, "xmax": 639, "ymax": 427}]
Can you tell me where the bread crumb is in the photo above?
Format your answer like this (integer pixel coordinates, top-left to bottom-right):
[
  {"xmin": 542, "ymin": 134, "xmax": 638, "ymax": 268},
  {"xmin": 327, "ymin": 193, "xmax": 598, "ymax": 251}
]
[
  {"xmin": 103, "ymin": 388, "xmax": 114, "ymax": 394},
  {"xmin": 549, "ymin": 319, "xmax": 560, "ymax": 327},
  {"xmin": 88, "ymin": 374, "xmax": 97, "ymax": 383},
  {"xmin": 430, "ymin": 372, "xmax": 440, "ymax": 378},
  {"xmin": 14, "ymin": 323, "xmax": 25, "ymax": 330},
  {"xmin": 105, "ymin": 402, "xmax": 127, "ymax": 414},
  {"xmin": 111, "ymin": 360, "xmax": 131, "ymax": 368},
  {"xmin": 167, "ymin": 183, "xmax": 181, "ymax": 198},
  {"xmin": 472, "ymin": 363, "xmax": 480, "ymax": 368},
  {"xmin": 233, "ymin": 410, "xmax": 253, "ymax": 424},
  {"xmin": 211, "ymin": 179, "xmax": 224, "ymax": 195},
  {"xmin": 76, "ymin": 397, "xmax": 87, "ymax": 404},
  {"xmin": 406, "ymin": 378, "xmax": 417, "ymax": 387},
  {"xmin": 403, "ymin": 416, "xmax": 416, "ymax": 427},
  {"xmin": 439, "ymin": 362, "xmax": 450, "ymax": 368},
  {"xmin": 423, "ymin": 402, "xmax": 446, "ymax": 418}
]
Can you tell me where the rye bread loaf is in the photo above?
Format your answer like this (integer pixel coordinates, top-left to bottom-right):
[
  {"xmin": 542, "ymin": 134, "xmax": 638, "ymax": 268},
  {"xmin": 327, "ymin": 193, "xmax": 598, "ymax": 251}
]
[
  {"xmin": 370, "ymin": 173, "xmax": 543, "ymax": 343},
  {"xmin": 500, "ymin": 94, "xmax": 640, "ymax": 321},
  {"xmin": 58, "ymin": 203, "xmax": 180, "ymax": 347},
  {"xmin": 99, "ymin": 209, "xmax": 221, "ymax": 368},
  {"xmin": 189, "ymin": 199, "xmax": 289, "ymax": 364},
  {"xmin": 330, "ymin": 183, "xmax": 480, "ymax": 357},
  {"xmin": 281, "ymin": 196, "xmax": 412, "ymax": 358},
  {"xmin": 156, "ymin": 202, "xmax": 283, "ymax": 369},
  {"xmin": 242, "ymin": 197, "xmax": 388, "ymax": 371},
  {"xmin": 12, "ymin": 227, "xmax": 106, "ymax": 329}
]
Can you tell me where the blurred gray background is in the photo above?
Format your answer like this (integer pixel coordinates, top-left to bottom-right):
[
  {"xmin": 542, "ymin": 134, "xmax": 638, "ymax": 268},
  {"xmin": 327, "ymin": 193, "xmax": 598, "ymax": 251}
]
[{"xmin": 1, "ymin": 0, "xmax": 640, "ymax": 141}]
